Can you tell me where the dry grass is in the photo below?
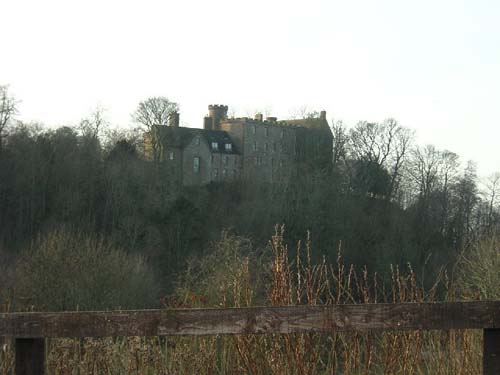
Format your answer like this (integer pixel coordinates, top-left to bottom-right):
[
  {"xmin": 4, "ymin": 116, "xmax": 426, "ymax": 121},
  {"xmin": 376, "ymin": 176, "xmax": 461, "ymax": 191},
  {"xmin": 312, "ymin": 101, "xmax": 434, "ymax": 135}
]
[{"xmin": 0, "ymin": 228, "xmax": 486, "ymax": 374}]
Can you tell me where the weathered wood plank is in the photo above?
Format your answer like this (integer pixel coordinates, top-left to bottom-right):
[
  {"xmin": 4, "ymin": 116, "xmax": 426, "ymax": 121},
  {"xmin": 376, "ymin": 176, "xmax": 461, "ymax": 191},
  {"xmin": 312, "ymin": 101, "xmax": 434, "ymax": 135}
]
[
  {"xmin": 0, "ymin": 301, "xmax": 498, "ymax": 338},
  {"xmin": 484, "ymin": 329, "xmax": 500, "ymax": 375},
  {"xmin": 15, "ymin": 338, "xmax": 45, "ymax": 375}
]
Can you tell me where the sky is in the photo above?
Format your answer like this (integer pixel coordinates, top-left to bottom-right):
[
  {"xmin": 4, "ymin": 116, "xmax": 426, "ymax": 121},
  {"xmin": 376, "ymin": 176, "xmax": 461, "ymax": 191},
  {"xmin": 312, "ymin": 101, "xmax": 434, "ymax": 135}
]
[{"xmin": 1, "ymin": 0, "xmax": 499, "ymax": 176}]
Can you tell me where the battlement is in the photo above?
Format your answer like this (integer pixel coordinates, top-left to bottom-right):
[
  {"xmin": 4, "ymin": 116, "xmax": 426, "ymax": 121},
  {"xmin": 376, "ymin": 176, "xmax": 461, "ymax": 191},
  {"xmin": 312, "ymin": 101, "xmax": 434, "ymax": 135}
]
[
  {"xmin": 208, "ymin": 104, "xmax": 229, "ymax": 111},
  {"xmin": 206, "ymin": 104, "xmax": 229, "ymax": 130}
]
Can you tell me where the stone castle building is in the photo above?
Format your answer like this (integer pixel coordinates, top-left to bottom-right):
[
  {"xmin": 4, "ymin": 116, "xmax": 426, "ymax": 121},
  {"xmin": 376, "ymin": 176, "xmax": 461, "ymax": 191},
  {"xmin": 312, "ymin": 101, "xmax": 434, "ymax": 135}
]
[{"xmin": 146, "ymin": 104, "xmax": 333, "ymax": 185}]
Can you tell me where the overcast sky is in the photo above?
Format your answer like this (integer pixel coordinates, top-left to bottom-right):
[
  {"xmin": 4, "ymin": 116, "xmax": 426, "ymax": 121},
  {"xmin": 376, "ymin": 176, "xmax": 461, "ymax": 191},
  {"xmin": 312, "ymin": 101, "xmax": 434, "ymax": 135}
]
[{"xmin": 2, "ymin": 0, "xmax": 499, "ymax": 176}]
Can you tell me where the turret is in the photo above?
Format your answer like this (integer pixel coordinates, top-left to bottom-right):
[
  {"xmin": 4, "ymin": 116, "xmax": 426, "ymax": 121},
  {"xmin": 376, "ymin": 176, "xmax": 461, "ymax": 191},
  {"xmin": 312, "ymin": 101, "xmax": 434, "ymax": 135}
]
[{"xmin": 207, "ymin": 104, "xmax": 228, "ymax": 130}]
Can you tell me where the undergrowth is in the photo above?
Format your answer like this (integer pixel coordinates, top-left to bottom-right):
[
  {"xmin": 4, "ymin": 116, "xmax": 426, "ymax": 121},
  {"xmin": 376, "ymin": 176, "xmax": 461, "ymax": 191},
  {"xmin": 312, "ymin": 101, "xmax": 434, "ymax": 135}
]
[{"xmin": 1, "ymin": 228, "xmax": 492, "ymax": 374}]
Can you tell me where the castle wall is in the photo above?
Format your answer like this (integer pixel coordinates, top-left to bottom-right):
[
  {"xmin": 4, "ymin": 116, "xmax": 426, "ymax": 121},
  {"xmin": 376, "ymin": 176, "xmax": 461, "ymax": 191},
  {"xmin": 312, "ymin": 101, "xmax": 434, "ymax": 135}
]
[
  {"xmin": 182, "ymin": 137, "xmax": 212, "ymax": 186},
  {"xmin": 221, "ymin": 119, "xmax": 297, "ymax": 183},
  {"xmin": 210, "ymin": 153, "xmax": 242, "ymax": 182}
]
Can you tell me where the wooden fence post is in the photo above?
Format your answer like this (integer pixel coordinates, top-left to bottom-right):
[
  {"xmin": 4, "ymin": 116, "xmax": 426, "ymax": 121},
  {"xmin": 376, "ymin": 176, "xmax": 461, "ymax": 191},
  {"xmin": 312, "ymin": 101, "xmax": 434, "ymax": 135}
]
[
  {"xmin": 484, "ymin": 329, "xmax": 500, "ymax": 375},
  {"xmin": 15, "ymin": 338, "xmax": 45, "ymax": 375}
]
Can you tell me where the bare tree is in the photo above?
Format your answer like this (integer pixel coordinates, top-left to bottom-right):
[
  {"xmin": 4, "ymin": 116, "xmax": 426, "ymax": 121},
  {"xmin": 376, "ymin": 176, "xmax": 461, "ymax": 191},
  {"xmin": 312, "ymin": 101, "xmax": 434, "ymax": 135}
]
[
  {"xmin": 79, "ymin": 105, "xmax": 109, "ymax": 139},
  {"xmin": 331, "ymin": 120, "xmax": 348, "ymax": 167},
  {"xmin": 482, "ymin": 172, "xmax": 500, "ymax": 230},
  {"xmin": 348, "ymin": 119, "xmax": 413, "ymax": 199},
  {"xmin": 0, "ymin": 85, "xmax": 18, "ymax": 152},
  {"xmin": 132, "ymin": 97, "xmax": 178, "ymax": 131},
  {"xmin": 406, "ymin": 145, "xmax": 442, "ymax": 200}
]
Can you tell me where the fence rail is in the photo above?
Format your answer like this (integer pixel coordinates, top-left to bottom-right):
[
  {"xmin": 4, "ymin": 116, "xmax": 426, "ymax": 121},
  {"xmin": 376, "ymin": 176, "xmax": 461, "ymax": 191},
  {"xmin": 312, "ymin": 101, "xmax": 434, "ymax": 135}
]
[{"xmin": 1, "ymin": 301, "xmax": 499, "ymax": 374}]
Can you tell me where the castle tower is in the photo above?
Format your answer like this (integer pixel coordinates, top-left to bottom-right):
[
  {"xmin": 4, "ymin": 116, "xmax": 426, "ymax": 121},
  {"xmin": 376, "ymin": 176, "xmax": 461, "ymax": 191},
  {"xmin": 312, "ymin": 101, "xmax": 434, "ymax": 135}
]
[{"xmin": 206, "ymin": 104, "xmax": 228, "ymax": 130}]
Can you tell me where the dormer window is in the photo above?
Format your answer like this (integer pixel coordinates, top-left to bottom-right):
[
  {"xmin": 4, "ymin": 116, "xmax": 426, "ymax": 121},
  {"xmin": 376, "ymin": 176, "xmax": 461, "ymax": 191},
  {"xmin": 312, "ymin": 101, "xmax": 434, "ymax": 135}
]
[
  {"xmin": 225, "ymin": 143, "xmax": 232, "ymax": 151},
  {"xmin": 212, "ymin": 142, "xmax": 218, "ymax": 150}
]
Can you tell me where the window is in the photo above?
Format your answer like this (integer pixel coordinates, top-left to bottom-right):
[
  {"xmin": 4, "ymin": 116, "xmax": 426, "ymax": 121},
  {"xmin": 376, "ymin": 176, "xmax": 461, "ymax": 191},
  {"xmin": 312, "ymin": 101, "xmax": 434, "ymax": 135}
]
[
  {"xmin": 193, "ymin": 157, "xmax": 200, "ymax": 173},
  {"xmin": 280, "ymin": 130, "xmax": 284, "ymax": 138},
  {"xmin": 168, "ymin": 151, "xmax": 174, "ymax": 160},
  {"xmin": 225, "ymin": 143, "xmax": 232, "ymax": 151},
  {"xmin": 194, "ymin": 137, "xmax": 200, "ymax": 146},
  {"xmin": 233, "ymin": 169, "xmax": 237, "ymax": 177},
  {"xmin": 252, "ymin": 126, "xmax": 256, "ymax": 134},
  {"xmin": 212, "ymin": 142, "xmax": 218, "ymax": 150},
  {"xmin": 273, "ymin": 143, "xmax": 277, "ymax": 152},
  {"xmin": 214, "ymin": 168, "xmax": 218, "ymax": 178},
  {"xmin": 222, "ymin": 169, "xmax": 227, "ymax": 177},
  {"xmin": 252, "ymin": 142, "xmax": 257, "ymax": 151},
  {"xmin": 223, "ymin": 155, "xmax": 228, "ymax": 164},
  {"xmin": 279, "ymin": 160, "xmax": 283, "ymax": 168},
  {"xmin": 264, "ymin": 143, "xmax": 269, "ymax": 151},
  {"xmin": 265, "ymin": 127, "xmax": 269, "ymax": 137}
]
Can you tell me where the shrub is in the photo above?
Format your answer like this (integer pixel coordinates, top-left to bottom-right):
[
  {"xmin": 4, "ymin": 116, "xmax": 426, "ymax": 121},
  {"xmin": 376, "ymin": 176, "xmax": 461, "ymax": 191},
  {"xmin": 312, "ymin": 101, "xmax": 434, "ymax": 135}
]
[
  {"xmin": 456, "ymin": 233, "xmax": 500, "ymax": 300},
  {"xmin": 14, "ymin": 229, "xmax": 160, "ymax": 311}
]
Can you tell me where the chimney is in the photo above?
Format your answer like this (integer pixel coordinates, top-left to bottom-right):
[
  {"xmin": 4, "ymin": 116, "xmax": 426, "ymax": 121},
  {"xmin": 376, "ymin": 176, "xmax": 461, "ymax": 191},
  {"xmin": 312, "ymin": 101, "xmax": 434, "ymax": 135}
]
[
  {"xmin": 255, "ymin": 113, "xmax": 263, "ymax": 122},
  {"xmin": 203, "ymin": 116, "xmax": 212, "ymax": 130},
  {"xmin": 320, "ymin": 110, "xmax": 326, "ymax": 121},
  {"xmin": 169, "ymin": 111, "xmax": 180, "ymax": 127},
  {"xmin": 266, "ymin": 116, "xmax": 277, "ymax": 122}
]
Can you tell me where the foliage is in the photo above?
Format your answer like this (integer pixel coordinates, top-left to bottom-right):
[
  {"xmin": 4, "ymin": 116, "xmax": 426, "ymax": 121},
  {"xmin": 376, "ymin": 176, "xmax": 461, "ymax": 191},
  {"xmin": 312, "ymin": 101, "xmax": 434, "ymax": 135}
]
[
  {"xmin": 172, "ymin": 231, "xmax": 265, "ymax": 308},
  {"xmin": 0, "ymin": 101, "xmax": 499, "ymax": 304},
  {"xmin": 14, "ymin": 229, "xmax": 159, "ymax": 311},
  {"xmin": 456, "ymin": 232, "xmax": 500, "ymax": 300},
  {"xmin": 0, "ymin": 84, "xmax": 17, "ymax": 151},
  {"xmin": 132, "ymin": 96, "xmax": 178, "ymax": 131},
  {"xmin": 1, "ymin": 230, "xmax": 484, "ymax": 374}
]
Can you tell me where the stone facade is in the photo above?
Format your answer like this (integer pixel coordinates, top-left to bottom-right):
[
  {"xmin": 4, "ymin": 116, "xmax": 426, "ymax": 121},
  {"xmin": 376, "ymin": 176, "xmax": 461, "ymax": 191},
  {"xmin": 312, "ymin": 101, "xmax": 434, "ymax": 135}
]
[{"xmin": 147, "ymin": 105, "xmax": 332, "ymax": 186}]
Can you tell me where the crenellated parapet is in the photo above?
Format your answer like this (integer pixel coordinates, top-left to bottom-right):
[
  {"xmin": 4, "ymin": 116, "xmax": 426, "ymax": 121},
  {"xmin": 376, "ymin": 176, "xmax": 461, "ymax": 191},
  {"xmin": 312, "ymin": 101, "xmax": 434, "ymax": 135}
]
[{"xmin": 206, "ymin": 104, "xmax": 228, "ymax": 130}]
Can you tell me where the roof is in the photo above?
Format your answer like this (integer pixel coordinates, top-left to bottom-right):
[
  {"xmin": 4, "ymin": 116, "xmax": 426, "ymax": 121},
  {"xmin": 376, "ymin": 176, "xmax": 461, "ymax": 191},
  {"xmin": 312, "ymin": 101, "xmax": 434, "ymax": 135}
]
[
  {"xmin": 152, "ymin": 125, "xmax": 239, "ymax": 154},
  {"xmin": 224, "ymin": 117, "xmax": 330, "ymax": 131},
  {"xmin": 283, "ymin": 117, "xmax": 330, "ymax": 130}
]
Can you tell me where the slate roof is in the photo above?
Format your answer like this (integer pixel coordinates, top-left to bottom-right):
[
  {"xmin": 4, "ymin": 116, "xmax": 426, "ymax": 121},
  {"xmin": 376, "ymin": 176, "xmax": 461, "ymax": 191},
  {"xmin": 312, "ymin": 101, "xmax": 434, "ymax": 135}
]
[{"xmin": 152, "ymin": 125, "xmax": 239, "ymax": 154}]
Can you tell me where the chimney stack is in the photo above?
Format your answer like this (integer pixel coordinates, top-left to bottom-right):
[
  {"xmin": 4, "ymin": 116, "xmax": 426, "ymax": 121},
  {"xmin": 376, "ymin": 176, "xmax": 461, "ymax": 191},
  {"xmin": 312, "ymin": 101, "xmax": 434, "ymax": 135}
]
[
  {"xmin": 203, "ymin": 116, "xmax": 212, "ymax": 130},
  {"xmin": 320, "ymin": 110, "xmax": 326, "ymax": 121},
  {"xmin": 255, "ymin": 113, "xmax": 263, "ymax": 122},
  {"xmin": 169, "ymin": 111, "xmax": 180, "ymax": 127}
]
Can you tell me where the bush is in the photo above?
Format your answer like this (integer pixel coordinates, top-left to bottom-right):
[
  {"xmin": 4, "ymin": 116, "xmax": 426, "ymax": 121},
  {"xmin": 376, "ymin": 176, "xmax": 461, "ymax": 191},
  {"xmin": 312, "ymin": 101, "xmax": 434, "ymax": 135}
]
[
  {"xmin": 14, "ymin": 229, "xmax": 160, "ymax": 311},
  {"xmin": 172, "ymin": 231, "xmax": 265, "ymax": 308},
  {"xmin": 457, "ymin": 233, "xmax": 500, "ymax": 300}
]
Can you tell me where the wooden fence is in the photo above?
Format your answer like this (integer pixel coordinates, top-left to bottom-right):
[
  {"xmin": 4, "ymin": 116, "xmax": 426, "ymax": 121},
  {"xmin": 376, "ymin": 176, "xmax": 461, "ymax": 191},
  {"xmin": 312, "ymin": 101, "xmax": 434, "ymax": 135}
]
[{"xmin": 1, "ymin": 301, "xmax": 499, "ymax": 375}]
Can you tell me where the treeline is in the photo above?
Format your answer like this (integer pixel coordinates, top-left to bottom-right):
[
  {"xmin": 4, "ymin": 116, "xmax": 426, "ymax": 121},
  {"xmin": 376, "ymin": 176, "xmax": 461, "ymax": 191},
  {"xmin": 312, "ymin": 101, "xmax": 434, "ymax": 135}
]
[{"xmin": 0, "ymin": 88, "xmax": 499, "ymax": 311}]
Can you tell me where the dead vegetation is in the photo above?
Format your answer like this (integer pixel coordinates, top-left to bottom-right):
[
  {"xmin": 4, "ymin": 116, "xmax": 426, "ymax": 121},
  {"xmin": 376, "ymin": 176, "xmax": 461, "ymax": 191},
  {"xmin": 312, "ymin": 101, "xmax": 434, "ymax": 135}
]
[{"xmin": 0, "ymin": 228, "xmax": 488, "ymax": 374}]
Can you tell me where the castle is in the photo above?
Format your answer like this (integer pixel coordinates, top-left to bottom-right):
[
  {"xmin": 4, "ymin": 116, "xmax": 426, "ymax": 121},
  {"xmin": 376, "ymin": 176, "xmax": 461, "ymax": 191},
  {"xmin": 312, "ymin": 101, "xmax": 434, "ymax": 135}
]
[{"xmin": 146, "ymin": 105, "xmax": 333, "ymax": 185}]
